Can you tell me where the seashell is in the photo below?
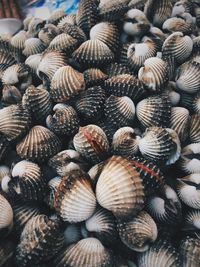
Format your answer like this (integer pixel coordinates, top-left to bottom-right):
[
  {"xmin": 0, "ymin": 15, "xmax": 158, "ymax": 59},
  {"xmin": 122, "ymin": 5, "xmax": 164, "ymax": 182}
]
[
  {"xmin": 15, "ymin": 215, "xmax": 64, "ymax": 267},
  {"xmin": 170, "ymin": 107, "xmax": 189, "ymax": 142},
  {"xmin": 96, "ymin": 119, "xmax": 120, "ymax": 145},
  {"xmin": 163, "ymin": 81, "xmax": 180, "ymax": 106},
  {"xmin": 112, "ymin": 127, "xmax": 140, "ymax": 157},
  {"xmin": 144, "ymin": 0, "xmax": 173, "ymax": 27},
  {"xmin": 45, "ymin": 176, "xmax": 61, "ymax": 209},
  {"xmin": 99, "ymin": 0, "xmax": 129, "ymax": 21},
  {"xmin": 0, "ymin": 194, "xmax": 13, "ymax": 238},
  {"xmin": 22, "ymin": 85, "xmax": 53, "ymax": 123},
  {"xmin": 48, "ymin": 33, "xmax": 79, "ymax": 54},
  {"xmin": 146, "ymin": 185, "xmax": 182, "ymax": 225},
  {"xmin": 162, "ymin": 32, "xmax": 193, "ymax": 65},
  {"xmin": 128, "ymin": 0, "xmax": 148, "ymax": 10},
  {"xmin": 193, "ymin": 92, "xmax": 200, "ymax": 114},
  {"xmin": 0, "ymin": 104, "xmax": 31, "ymax": 141},
  {"xmin": 0, "ymin": 51, "xmax": 16, "ymax": 71},
  {"xmin": 16, "ymin": 126, "xmax": 62, "ymax": 162},
  {"xmin": 137, "ymin": 239, "xmax": 181, "ymax": 267},
  {"xmin": 87, "ymin": 161, "xmax": 104, "ymax": 187},
  {"xmin": 179, "ymin": 236, "xmax": 200, "ymax": 267},
  {"xmin": 46, "ymin": 104, "xmax": 79, "ymax": 136},
  {"xmin": 64, "ymin": 224, "xmax": 82, "ymax": 246},
  {"xmin": 179, "ymin": 143, "xmax": 200, "ymax": 174},
  {"xmin": 138, "ymin": 57, "xmax": 169, "ymax": 92},
  {"xmin": 47, "ymin": 9, "xmax": 66, "ymax": 24},
  {"xmin": 38, "ymin": 24, "xmax": 60, "ymax": 46},
  {"xmin": 117, "ymin": 211, "xmax": 158, "ymax": 252},
  {"xmin": 0, "ymin": 134, "xmax": 10, "ymax": 162},
  {"xmin": 27, "ymin": 18, "xmax": 45, "ymax": 37},
  {"xmin": 172, "ymin": 0, "xmax": 194, "ymax": 17},
  {"xmin": 75, "ymin": 86, "xmax": 106, "ymax": 122},
  {"xmin": 0, "ymin": 165, "xmax": 11, "ymax": 192},
  {"xmin": 104, "ymin": 62, "xmax": 132, "ymax": 77},
  {"xmin": 0, "ymin": 238, "xmax": 16, "ymax": 266},
  {"xmin": 73, "ymin": 124, "xmax": 110, "ymax": 164},
  {"xmin": 104, "ymin": 95, "xmax": 135, "ymax": 128},
  {"xmin": 85, "ymin": 207, "xmax": 118, "ymax": 246},
  {"xmin": 96, "ymin": 155, "xmax": 145, "ymax": 219},
  {"xmin": 175, "ymin": 61, "xmax": 200, "ymax": 94},
  {"xmin": 83, "ymin": 68, "xmax": 108, "ymax": 87},
  {"xmin": 90, "ymin": 22, "xmax": 119, "ymax": 53},
  {"xmin": 59, "ymin": 23, "xmax": 87, "ymax": 44},
  {"xmin": 55, "ymin": 170, "xmax": 96, "ymax": 223},
  {"xmin": 123, "ymin": 9, "xmax": 150, "ymax": 37},
  {"xmin": 2, "ymin": 85, "xmax": 22, "ymax": 105},
  {"xmin": 25, "ymin": 53, "xmax": 42, "ymax": 77},
  {"xmin": 11, "ymin": 30, "xmax": 28, "ymax": 53},
  {"xmin": 23, "ymin": 15, "xmax": 33, "ymax": 31},
  {"xmin": 136, "ymin": 95, "xmax": 171, "ymax": 129},
  {"xmin": 162, "ymin": 15, "xmax": 194, "ymax": 34},
  {"xmin": 183, "ymin": 210, "xmax": 200, "ymax": 231},
  {"xmin": 189, "ymin": 114, "xmax": 200, "ymax": 143},
  {"xmin": 22, "ymin": 37, "xmax": 46, "ymax": 57},
  {"xmin": 104, "ymin": 74, "xmax": 146, "ymax": 102},
  {"xmin": 72, "ymin": 39, "xmax": 114, "ymax": 67},
  {"xmin": 54, "ymin": 237, "xmax": 114, "ymax": 267},
  {"xmin": 57, "ymin": 14, "xmax": 77, "ymax": 28}
]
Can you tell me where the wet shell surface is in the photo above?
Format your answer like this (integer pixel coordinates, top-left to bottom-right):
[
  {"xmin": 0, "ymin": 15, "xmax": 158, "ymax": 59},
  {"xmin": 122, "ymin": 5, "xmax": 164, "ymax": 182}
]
[
  {"xmin": 179, "ymin": 236, "xmax": 200, "ymax": 267},
  {"xmin": 0, "ymin": 194, "xmax": 13, "ymax": 237}
]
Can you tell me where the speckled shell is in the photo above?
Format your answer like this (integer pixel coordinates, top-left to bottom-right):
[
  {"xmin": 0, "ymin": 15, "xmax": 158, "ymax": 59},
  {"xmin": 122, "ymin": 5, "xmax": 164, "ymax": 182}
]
[
  {"xmin": 136, "ymin": 95, "xmax": 171, "ymax": 129},
  {"xmin": 48, "ymin": 33, "xmax": 79, "ymax": 54},
  {"xmin": 162, "ymin": 16, "xmax": 194, "ymax": 34},
  {"xmin": 179, "ymin": 143, "xmax": 200, "ymax": 174},
  {"xmin": 2, "ymin": 85, "xmax": 22, "ymax": 105},
  {"xmin": 47, "ymin": 9, "xmax": 66, "ymax": 24},
  {"xmin": 179, "ymin": 236, "xmax": 200, "ymax": 267},
  {"xmin": 27, "ymin": 17, "xmax": 45, "ymax": 37},
  {"xmin": 54, "ymin": 237, "xmax": 114, "ymax": 267},
  {"xmin": 83, "ymin": 68, "xmax": 108, "ymax": 87},
  {"xmin": 50, "ymin": 66, "xmax": 86, "ymax": 102},
  {"xmin": 73, "ymin": 124, "xmax": 110, "ymax": 164},
  {"xmin": 54, "ymin": 170, "xmax": 96, "ymax": 223},
  {"xmin": 16, "ymin": 126, "xmax": 62, "ymax": 162},
  {"xmin": 138, "ymin": 57, "xmax": 169, "ymax": 92},
  {"xmin": 15, "ymin": 215, "xmax": 64, "ymax": 267},
  {"xmin": 57, "ymin": 14, "xmax": 76, "ymax": 28},
  {"xmin": 104, "ymin": 95, "xmax": 135, "ymax": 128},
  {"xmin": 0, "ymin": 194, "xmax": 13, "ymax": 237},
  {"xmin": 38, "ymin": 24, "xmax": 60, "ymax": 46},
  {"xmin": 46, "ymin": 104, "xmax": 79, "ymax": 136},
  {"xmin": 96, "ymin": 155, "xmax": 145, "ymax": 219},
  {"xmin": 99, "ymin": 0, "xmax": 129, "ymax": 21},
  {"xmin": 189, "ymin": 114, "xmax": 200, "ymax": 143},
  {"xmin": 117, "ymin": 211, "xmax": 157, "ymax": 252},
  {"xmin": 22, "ymin": 38, "xmax": 46, "ymax": 57},
  {"xmin": 72, "ymin": 40, "xmax": 114, "ymax": 67},
  {"xmin": 75, "ymin": 86, "xmax": 106, "ymax": 122},
  {"xmin": 184, "ymin": 210, "xmax": 200, "ymax": 231}
]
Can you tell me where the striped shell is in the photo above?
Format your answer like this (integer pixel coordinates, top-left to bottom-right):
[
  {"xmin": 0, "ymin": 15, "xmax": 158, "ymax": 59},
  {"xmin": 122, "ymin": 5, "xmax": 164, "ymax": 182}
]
[
  {"xmin": 83, "ymin": 68, "xmax": 108, "ymax": 87},
  {"xmin": 179, "ymin": 236, "xmax": 200, "ymax": 267},
  {"xmin": 184, "ymin": 210, "xmax": 200, "ymax": 231},
  {"xmin": 25, "ymin": 53, "xmax": 42, "ymax": 77},
  {"xmin": 27, "ymin": 17, "xmax": 45, "ymax": 37},
  {"xmin": 59, "ymin": 23, "xmax": 87, "ymax": 43},
  {"xmin": 0, "ymin": 134, "xmax": 10, "ymax": 162},
  {"xmin": 38, "ymin": 24, "xmax": 60, "ymax": 46},
  {"xmin": 57, "ymin": 14, "xmax": 76, "ymax": 28},
  {"xmin": 99, "ymin": 0, "xmax": 129, "ymax": 21},
  {"xmin": 179, "ymin": 143, "xmax": 200, "ymax": 174},
  {"xmin": 193, "ymin": 92, "xmax": 200, "ymax": 114},
  {"xmin": 0, "ymin": 165, "xmax": 11, "ymax": 192},
  {"xmin": 48, "ymin": 33, "xmax": 79, "ymax": 54},
  {"xmin": 189, "ymin": 114, "xmax": 200, "ymax": 143},
  {"xmin": 162, "ymin": 16, "xmax": 194, "ymax": 34},
  {"xmin": 104, "ymin": 63, "xmax": 132, "ymax": 77},
  {"xmin": 0, "ymin": 194, "xmax": 13, "ymax": 238},
  {"xmin": 11, "ymin": 30, "xmax": 28, "ymax": 51},
  {"xmin": 22, "ymin": 38, "xmax": 46, "ymax": 57}
]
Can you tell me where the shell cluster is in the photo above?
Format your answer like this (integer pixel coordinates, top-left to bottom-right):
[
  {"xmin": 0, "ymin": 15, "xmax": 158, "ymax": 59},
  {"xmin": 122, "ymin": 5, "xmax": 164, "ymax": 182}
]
[{"xmin": 0, "ymin": 0, "xmax": 200, "ymax": 266}]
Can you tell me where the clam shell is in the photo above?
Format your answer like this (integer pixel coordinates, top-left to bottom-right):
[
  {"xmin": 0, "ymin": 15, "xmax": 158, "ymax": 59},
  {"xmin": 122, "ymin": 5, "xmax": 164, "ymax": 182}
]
[
  {"xmin": 88, "ymin": 161, "xmax": 105, "ymax": 186},
  {"xmin": 189, "ymin": 114, "xmax": 200, "ymax": 143},
  {"xmin": 138, "ymin": 57, "xmax": 169, "ymax": 92},
  {"xmin": 23, "ymin": 38, "xmax": 46, "ymax": 57},
  {"xmin": 136, "ymin": 95, "xmax": 171, "ymax": 129},
  {"xmin": 55, "ymin": 170, "xmax": 96, "ymax": 223},
  {"xmin": 0, "ymin": 194, "xmax": 13, "ymax": 237},
  {"xmin": 57, "ymin": 14, "xmax": 76, "ymax": 28},
  {"xmin": 64, "ymin": 224, "xmax": 82, "ymax": 246},
  {"xmin": 54, "ymin": 237, "xmax": 114, "ymax": 267},
  {"xmin": 15, "ymin": 215, "xmax": 64, "ymax": 267},
  {"xmin": 47, "ymin": 9, "xmax": 66, "ymax": 24},
  {"xmin": 38, "ymin": 24, "xmax": 60, "ymax": 46},
  {"xmin": 83, "ymin": 68, "xmax": 108, "ymax": 87},
  {"xmin": 104, "ymin": 95, "xmax": 135, "ymax": 128},
  {"xmin": 48, "ymin": 33, "xmax": 79, "ymax": 54},
  {"xmin": 25, "ymin": 53, "xmax": 42, "ymax": 76},
  {"xmin": 23, "ymin": 15, "xmax": 33, "ymax": 31},
  {"xmin": 184, "ymin": 210, "xmax": 200, "ymax": 231},
  {"xmin": 50, "ymin": 66, "xmax": 85, "ymax": 102},
  {"xmin": 59, "ymin": 23, "xmax": 87, "ymax": 44},
  {"xmin": 180, "ymin": 143, "xmax": 200, "ymax": 174},
  {"xmin": 96, "ymin": 155, "xmax": 145, "ymax": 219},
  {"xmin": 117, "ymin": 211, "xmax": 157, "ymax": 252},
  {"xmin": 72, "ymin": 39, "xmax": 114, "ymax": 67},
  {"xmin": 46, "ymin": 104, "xmax": 79, "ymax": 136},
  {"xmin": 180, "ymin": 236, "xmax": 200, "ymax": 267},
  {"xmin": 27, "ymin": 17, "xmax": 45, "ymax": 37},
  {"xmin": 162, "ymin": 16, "xmax": 194, "ymax": 34},
  {"xmin": 16, "ymin": 126, "xmax": 62, "ymax": 162},
  {"xmin": 73, "ymin": 124, "xmax": 110, "ymax": 164},
  {"xmin": 2, "ymin": 85, "xmax": 22, "ymax": 105},
  {"xmin": 99, "ymin": 0, "xmax": 129, "ymax": 21}
]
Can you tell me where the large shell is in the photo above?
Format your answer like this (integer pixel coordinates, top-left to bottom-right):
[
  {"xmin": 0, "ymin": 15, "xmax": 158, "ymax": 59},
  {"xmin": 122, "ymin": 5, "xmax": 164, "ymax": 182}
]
[
  {"xmin": 73, "ymin": 125, "xmax": 110, "ymax": 164},
  {"xmin": 48, "ymin": 33, "xmax": 79, "ymax": 54},
  {"xmin": 83, "ymin": 68, "xmax": 108, "ymax": 87},
  {"xmin": 50, "ymin": 66, "xmax": 85, "ymax": 102},
  {"xmin": 136, "ymin": 95, "xmax": 171, "ymax": 129},
  {"xmin": 2, "ymin": 85, "xmax": 22, "ymax": 105},
  {"xmin": 46, "ymin": 104, "xmax": 79, "ymax": 136},
  {"xmin": 16, "ymin": 126, "xmax": 62, "ymax": 162},
  {"xmin": 96, "ymin": 155, "xmax": 145, "ymax": 219},
  {"xmin": 54, "ymin": 237, "xmax": 114, "ymax": 267},
  {"xmin": 179, "ymin": 143, "xmax": 200, "ymax": 174},
  {"xmin": 38, "ymin": 24, "xmax": 60, "ymax": 46},
  {"xmin": 15, "ymin": 215, "xmax": 64, "ymax": 267},
  {"xmin": 117, "ymin": 211, "xmax": 157, "ymax": 252},
  {"xmin": 54, "ymin": 170, "xmax": 96, "ymax": 223},
  {"xmin": 99, "ymin": 0, "xmax": 129, "ymax": 21},
  {"xmin": 138, "ymin": 57, "xmax": 169, "ymax": 92},
  {"xmin": 22, "ymin": 38, "xmax": 46, "ymax": 57},
  {"xmin": 179, "ymin": 236, "xmax": 200, "ymax": 267},
  {"xmin": 189, "ymin": 114, "xmax": 200, "ymax": 143},
  {"xmin": 0, "ymin": 194, "xmax": 13, "ymax": 238}
]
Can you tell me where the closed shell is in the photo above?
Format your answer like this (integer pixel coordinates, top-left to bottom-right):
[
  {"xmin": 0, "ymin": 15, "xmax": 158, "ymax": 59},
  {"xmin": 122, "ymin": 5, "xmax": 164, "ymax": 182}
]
[
  {"xmin": 162, "ymin": 16, "xmax": 194, "ymax": 34},
  {"xmin": 179, "ymin": 143, "xmax": 200, "ymax": 174},
  {"xmin": 27, "ymin": 17, "xmax": 45, "ymax": 37},
  {"xmin": 83, "ymin": 68, "xmax": 108, "ymax": 87},
  {"xmin": 25, "ymin": 53, "xmax": 42, "ymax": 76},
  {"xmin": 22, "ymin": 38, "xmax": 46, "ymax": 57},
  {"xmin": 184, "ymin": 210, "xmax": 200, "ymax": 231},
  {"xmin": 0, "ymin": 194, "xmax": 13, "ymax": 238},
  {"xmin": 99, "ymin": 0, "xmax": 129, "ymax": 21},
  {"xmin": 57, "ymin": 14, "xmax": 76, "ymax": 28},
  {"xmin": 59, "ymin": 23, "xmax": 87, "ymax": 44},
  {"xmin": 48, "ymin": 33, "xmax": 79, "ymax": 54}
]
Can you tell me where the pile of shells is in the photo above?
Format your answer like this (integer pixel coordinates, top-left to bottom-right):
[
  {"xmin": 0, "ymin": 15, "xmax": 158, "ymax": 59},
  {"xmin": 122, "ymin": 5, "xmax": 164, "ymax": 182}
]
[{"xmin": 0, "ymin": 0, "xmax": 200, "ymax": 266}]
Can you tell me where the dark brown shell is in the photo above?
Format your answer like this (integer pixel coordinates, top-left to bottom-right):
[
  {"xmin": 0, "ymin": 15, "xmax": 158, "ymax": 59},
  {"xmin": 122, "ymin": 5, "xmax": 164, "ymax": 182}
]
[{"xmin": 99, "ymin": 0, "xmax": 129, "ymax": 21}]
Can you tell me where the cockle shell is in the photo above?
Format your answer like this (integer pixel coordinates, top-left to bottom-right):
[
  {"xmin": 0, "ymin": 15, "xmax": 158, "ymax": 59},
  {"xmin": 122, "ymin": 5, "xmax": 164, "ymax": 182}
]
[
  {"xmin": 47, "ymin": 9, "xmax": 66, "ymax": 24},
  {"xmin": 88, "ymin": 161, "xmax": 105, "ymax": 186},
  {"xmin": 2, "ymin": 85, "xmax": 22, "ymax": 105},
  {"xmin": 162, "ymin": 15, "xmax": 194, "ymax": 34},
  {"xmin": 189, "ymin": 114, "xmax": 200, "ymax": 143},
  {"xmin": 0, "ymin": 134, "xmax": 10, "ymax": 162},
  {"xmin": 59, "ymin": 23, "xmax": 87, "ymax": 43},
  {"xmin": 54, "ymin": 170, "xmax": 96, "ymax": 223},
  {"xmin": 54, "ymin": 237, "xmax": 114, "ymax": 267},
  {"xmin": 96, "ymin": 155, "xmax": 145, "ymax": 219},
  {"xmin": 22, "ymin": 38, "xmax": 46, "ymax": 57},
  {"xmin": 38, "ymin": 24, "xmax": 60, "ymax": 46},
  {"xmin": 23, "ymin": 15, "xmax": 33, "ymax": 31},
  {"xmin": 172, "ymin": 0, "xmax": 193, "ymax": 17},
  {"xmin": 193, "ymin": 92, "xmax": 200, "ymax": 114},
  {"xmin": 179, "ymin": 143, "xmax": 200, "ymax": 174},
  {"xmin": 48, "ymin": 33, "xmax": 79, "ymax": 54},
  {"xmin": 184, "ymin": 210, "xmax": 200, "ymax": 231},
  {"xmin": 15, "ymin": 215, "xmax": 64, "ymax": 267},
  {"xmin": 25, "ymin": 53, "xmax": 42, "ymax": 78},
  {"xmin": 83, "ymin": 68, "xmax": 108, "ymax": 87},
  {"xmin": 128, "ymin": 0, "xmax": 148, "ymax": 9},
  {"xmin": 104, "ymin": 63, "xmax": 132, "ymax": 77},
  {"xmin": 16, "ymin": 126, "xmax": 62, "ymax": 162},
  {"xmin": 0, "ymin": 194, "xmax": 13, "ymax": 238},
  {"xmin": 0, "ymin": 165, "xmax": 11, "ymax": 192},
  {"xmin": 73, "ymin": 124, "xmax": 110, "ymax": 164},
  {"xmin": 27, "ymin": 17, "xmax": 45, "ymax": 37},
  {"xmin": 179, "ymin": 236, "xmax": 200, "ymax": 267},
  {"xmin": 0, "ymin": 51, "xmax": 16, "ymax": 67},
  {"xmin": 99, "ymin": 0, "xmax": 129, "ymax": 21},
  {"xmin": 57, "ymin": 14, "xmax": 76, "ymax": 28},
  {"xmin": 46, "ymin": 104, "xmax": 79, "ymax": 136},
  {"xmin": 50, "ymin": 66, "xmax": 85, "ymax": 103},
  {"xmin": 11, "ymin": 30, "xmax": 28, "ymax": 53}
]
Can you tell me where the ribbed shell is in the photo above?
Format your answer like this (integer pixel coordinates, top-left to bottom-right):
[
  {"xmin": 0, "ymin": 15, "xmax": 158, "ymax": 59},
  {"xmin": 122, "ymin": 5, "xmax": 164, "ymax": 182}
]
[
  {"xmin": 162, "ymin": 17, "xmax": 194, "ymax": 34},
  {"xmin": 46, "ymin": 104, "xmax": 79, "ymax": 136},
  {"xmin": 11, "ymin": 30, "xmax": 28, "ymax": 50},
  {"xmin": 2, "ymin": 85, "xmax": 22, "ymax": 105},
  {"xmin": 136, "ymin": 95, "xmax": 171, "ymax": 129},
  {"xmin": 73, "ymin": 125, "xmax": 110, "ymax": 164},
  {"xmin": 38, "ymin": 24, "xmax": 60, "ymax": 46},
  {"xmin": 57, "ymin": 14, "xmax": 76, "ymax": 28},
  {"xmin": 48, "ymin": 33, "xmax": 79, "ymax": 54},
  {"xmin": 59, "ymin": 23, "xmax": 87, "ymax": 44},
  {"xmin": 193, "ymin": 92, "xmax": 200, "ymax": 114},
  {"xmin": 23, "ymin": 15, "xmax": 33, "ymax": 31},
  {"xmin": 15, "ymin": 215, "xmax": 64, "ymax": 267},
  {"xmin": 47, "ymin": 9, "xmax": 66, "ymax": 24},
  {"xmin": 0, "ymin": 51, "xmax": 16, "ymax": 66},
  {"xmin": 0, "ymin": 194, "xmax": 13, "ymax": 237},
  {"xmin": 22, "ymin": 38, "xmax": 46, "ymax": 57},
  {"xmin": 16, "ymin": 126, "xmax": 62, "ymax": 162},
  {"xmin": 88, "ymin": 161, "xmax": 105, "ymax": 186},
  {"xmin": 180, "ymin": 236, "xmax": 200, "ymax": 267},
  {"xmin": 0, "ymin": 165, "xmax": 10, "ymax": 192},
  {"xmin": 99, "ymin": 0, "xmax": 129, "ymax": 21},
  {"xmin": 184, "ymin": 210, "xmax": 200, "ymax": 231},
  {"xmin": 117, "ymin": 211, "xmax": 157, "ymax": 252},
  {"xmin": 64, "ymin": 224, "xmax": 82, "ymax": 246},
  {"xmin": 50, "ymin": 66, "xmax": 86, "ymax": 102},
  {"xmin": 83, "ymin": 68, "xmax": 108, "ymax": 87},
  {"xmin": 27, "ymin": 17, "xmax": 45, "ymax": 37},
  {"xmin": 179, "ymin": 143, "xmax": 200, "ymax": 174},
  {"xmin": 25, "ymin": 53, "xmax": 42, "ymax": 75},
  {"xmin": 54, "ymin": 237, "xmax": 114, "ymax": 267},
  {"xmin": 96, "ymin": 155, "xmax": 145, "ymax": 219},
  {"xmin": 104, "ymin": 62, "xmax": 132, "ymax": 77},
  {"xmin": 189, "ymin": 114, "xmax": 200, "ymax": 143},
  {"xmin": 54, "ymin": 170, "xmax": 96, "ymax": 223}
]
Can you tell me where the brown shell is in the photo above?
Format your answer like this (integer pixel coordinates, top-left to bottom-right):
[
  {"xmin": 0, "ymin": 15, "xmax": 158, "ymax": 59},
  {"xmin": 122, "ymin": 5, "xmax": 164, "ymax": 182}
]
[
  {"xmin": 48, "ymin": 33, "xmax": 79, "ymax": 54},
  {"xmin": 83, "ymin": 68, "xmax": 108, "ymax": 87}
]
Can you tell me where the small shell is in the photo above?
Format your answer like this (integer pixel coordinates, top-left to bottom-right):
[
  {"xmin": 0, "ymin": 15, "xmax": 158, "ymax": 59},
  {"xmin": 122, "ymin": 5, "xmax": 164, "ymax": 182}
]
[
  {"xmin": 59, "ymin": 23, "xmax": 87, "ymax": 44},
  {"xmin": 0, "ymin": 194, "xmax": 13, "ymax": 238},
  {"xmin": 48, "ymin": 149, "xmax": 88, "ymax": 176},
  {"xmin": 73, "ymin": 125, "xmax": 110, "ymax": 164},
  {"xmin": 50, "ymin": 66, "xmax": 86, "ymax": 102},
  {"xmin": 46, "ymin": 104, "xmax": 79, "ymax": 136},
  {"xmin": 2, "ymin": 85, "xmax": 22, "ymax": 105},
  {"xmin": 162, "ymin": 16, "xmax": 194, "ymax": 34},
  {"xmin": 47, "ymin": 9, "xmax": 66, "ymax": 24},
  {"xmin": 189, "ymin": 114, "xmax": 200, "ymax": 143},
  {"xmin": 57, "ymin": 14, "xmax": 76, "ymax": 28},
  {"xmin": 104, "ymin": 95, "xmax": 135, "ymax": 128},
  {"xmin": 117, "ymin": 211, "xmax": 157, "ymax": 252},
  {"xmin": 138, "ymin": 57, "xmax": 169, "ymax": 92},
  {"xmin": 179, "ymin": 236, "xmax": 200, "ymax": 267},
  {"xmin": 55, "ymin": 170, "xmax": 96, "ymax": 223},
  {"xmin": 179, "ymin": 143, "xmax": 200, "ymax": 174},
  {"xmin": 48, "ymin": 33, "xmax": 79, "ymax": 54},
  {"xmin": 16, "ymin": 126, "xmax": 62, "ymax": 162},
  {"xmin": 96, "ymin": 155, "xmax": 145, "ymax": 219},
  {"xmin": 136, "ymin": 95, "xmax": 171, "ymax": 129},
  {"xmin": 64, "ymin": 224, "xmax": 82, "ymax": 246},
  {"xmin": 99, "ymin": 0, "xmax": 129, "ymax": 21},
  {"xmin": 54, "ymin": 237, "xmax": 114, "ymax": 267},
  {"xmin": 22, "ymin": 38, "xmax": 46, "ymax": 57},
  {"xmin": 72, "ymin": 39, "xmax": 114, "ymax": 67},
  {"xmin": 27, "ymin": 17, "xmax": 45, "ymax": 37},
  {"xmin": 83, "ymin": 68, "xmax": 108, "ymax": 87},
  {"xmin": 184, "ymin": 210, "xmax": 200, "ymax": 231},
  {"xmin": 38, "ymin": 24, "xmax": 60, "ymax": 46}
]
